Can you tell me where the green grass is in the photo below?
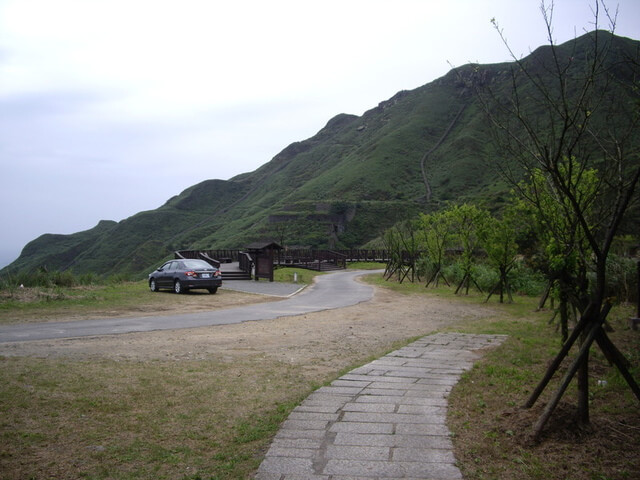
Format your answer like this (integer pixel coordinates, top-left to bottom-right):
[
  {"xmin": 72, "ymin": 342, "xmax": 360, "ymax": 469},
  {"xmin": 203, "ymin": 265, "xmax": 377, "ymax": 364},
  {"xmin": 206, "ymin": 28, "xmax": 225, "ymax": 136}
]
[
  {"xmin": 0, "ymin": 355, "xmax": 310, "ymax": 480},
  {"xmin": 272, "ymin": 267, "xmax": 324, "ymax": 284},
  {"xmin": 0, "ymin": 281, "xmax": 274, "ymax": 325},
  {"xmin": 0, "ymin": 267, "xmax": 377, "ymax": 325},
  {"xmin": 271, "ymin": 262, "xmax": 384, "ymax": 284},
  {"xmin": 0, "ymin": 282, "xmax": 151, "ymax": 322},
  {"xmin": 347, "ymin": 261, "xmax": 386, "ymax": 270},
  {"xmin": 2, "ymin": 272, "xmax": 637, "ymax": 479},
  {"xmin": 445, "ymin": 300, "xmax": 639, "ymax": 479},
  {"xmin": 364, "ymin": 275, "xmax": 639, "ymax": 479}
]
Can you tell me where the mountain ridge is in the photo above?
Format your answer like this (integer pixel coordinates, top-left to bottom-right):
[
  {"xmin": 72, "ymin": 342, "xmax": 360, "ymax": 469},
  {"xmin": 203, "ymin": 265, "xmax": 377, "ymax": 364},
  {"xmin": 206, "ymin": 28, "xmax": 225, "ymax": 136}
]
[{"xmin": 4, "ymin": 31, "xmax": 639, "ymax": 278}]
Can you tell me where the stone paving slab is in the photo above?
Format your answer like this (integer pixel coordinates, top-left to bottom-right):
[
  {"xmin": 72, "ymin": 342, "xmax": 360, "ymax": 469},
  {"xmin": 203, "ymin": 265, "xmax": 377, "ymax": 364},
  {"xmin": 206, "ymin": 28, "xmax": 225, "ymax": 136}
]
[{"xmin": 255, "ymin": 332, "xmax": 506, "ymax": 479}]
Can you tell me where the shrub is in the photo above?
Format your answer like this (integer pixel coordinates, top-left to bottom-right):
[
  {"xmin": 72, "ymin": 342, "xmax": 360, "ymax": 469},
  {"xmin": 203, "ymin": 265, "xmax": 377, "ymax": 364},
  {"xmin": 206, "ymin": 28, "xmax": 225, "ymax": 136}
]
[
  {"xmin": 0, "ymin": 269, "xmax": 105, "ymax": 290},
  {"xmin": 472, "ymin": 263, "xmax": 499, "ymax": 292},
  {"xmin": 106, "ymin": 273, "xmax": 133, "ymax": 284},
  {"xmin": 508, "ymin": 262, "xmax": 546, "ymax": 296},
  {"xmin": 605, "ymin": 255, "xmax": 638, "ymax": 303},
  {"xmin": 50, "ymin": 270, "xmax": 76, "ymax": 288}
]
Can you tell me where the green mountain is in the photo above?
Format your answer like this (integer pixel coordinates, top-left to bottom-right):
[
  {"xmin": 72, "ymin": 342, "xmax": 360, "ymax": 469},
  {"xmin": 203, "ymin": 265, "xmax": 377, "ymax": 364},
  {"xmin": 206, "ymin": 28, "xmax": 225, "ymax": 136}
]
[{"xmin": 4, "ymin": 31, "xmax": 639, "ymax": 279}]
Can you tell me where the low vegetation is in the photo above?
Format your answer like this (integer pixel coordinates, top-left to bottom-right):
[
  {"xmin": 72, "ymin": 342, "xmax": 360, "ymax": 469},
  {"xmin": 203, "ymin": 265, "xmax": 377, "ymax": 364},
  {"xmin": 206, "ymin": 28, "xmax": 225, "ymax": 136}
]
[
  {"xmin": 449, "ymin": 300, "xmax": 639, "ymax": 479},
  {"xmin": 1, "ymin": 348, "xmax": 310, "ymax": 479},
  {"xmin": 1, "ymin": 271, "xmax": 637, "ymax": 479},
  {"xmin": 368, "ymin": 275, "xmax": 640, "ymax": 479},
  {"xmin": 0, "ymin": 263, "xmax": 384, "ymax": 325},
  {"xmin": 0, "ymin": 279, "xmax": 276, "ymax": 326},
  {"xmin": 0, "ymin": 278, "xmax": 152, "ymax": 325}
]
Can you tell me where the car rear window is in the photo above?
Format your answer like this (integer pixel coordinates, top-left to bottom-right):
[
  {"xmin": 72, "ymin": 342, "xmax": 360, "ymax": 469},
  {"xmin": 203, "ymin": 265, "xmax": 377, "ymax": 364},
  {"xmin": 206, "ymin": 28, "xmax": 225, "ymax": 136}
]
[{"xmin": 183, "ymin": 260, "xmax": 212, "ymax": 269}]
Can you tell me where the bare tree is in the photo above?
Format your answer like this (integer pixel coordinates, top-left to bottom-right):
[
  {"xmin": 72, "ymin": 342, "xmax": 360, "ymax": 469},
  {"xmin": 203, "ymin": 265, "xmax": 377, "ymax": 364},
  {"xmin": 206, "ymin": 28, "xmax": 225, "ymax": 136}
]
[{"xmin": 477, "ymin": 1, "xmax": 640, "ymax": 439}]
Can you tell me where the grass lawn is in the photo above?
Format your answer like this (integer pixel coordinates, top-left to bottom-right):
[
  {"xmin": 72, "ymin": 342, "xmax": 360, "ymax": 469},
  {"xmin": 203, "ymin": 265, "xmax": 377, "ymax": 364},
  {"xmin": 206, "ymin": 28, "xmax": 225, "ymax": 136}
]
[
  {"xmin": 445, "ymin": 296, "xmax": 640, "ymax": 479},
  {"xmin": 0, "ymin": 270, "xmax": 638, "ymax": 479},
  {"xmin": 367, "ymin": 275, "xmax": 640, "ymax": 479}
]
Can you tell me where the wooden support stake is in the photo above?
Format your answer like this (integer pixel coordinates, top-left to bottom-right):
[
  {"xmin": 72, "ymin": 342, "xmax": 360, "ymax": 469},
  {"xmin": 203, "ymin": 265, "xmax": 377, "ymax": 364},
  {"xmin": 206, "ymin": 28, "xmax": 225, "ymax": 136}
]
[
  {"xmin": 595, "ymin": 330, "xmax": 640, "ymax": 402},
  {"xmin": 532, "ymin": 316, "xmax": 604, "ymax": 440},
  {"xmin": 524, "ymin": 302, "xmax": 610, "ymax": 409}
]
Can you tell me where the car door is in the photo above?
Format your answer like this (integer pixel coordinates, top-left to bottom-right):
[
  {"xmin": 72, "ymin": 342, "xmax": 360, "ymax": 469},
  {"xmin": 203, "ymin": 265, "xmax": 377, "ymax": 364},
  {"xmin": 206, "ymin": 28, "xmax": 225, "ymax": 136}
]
[{"xmin": 157, "ymin": 261, "xmax": 174, "ymax": 288}]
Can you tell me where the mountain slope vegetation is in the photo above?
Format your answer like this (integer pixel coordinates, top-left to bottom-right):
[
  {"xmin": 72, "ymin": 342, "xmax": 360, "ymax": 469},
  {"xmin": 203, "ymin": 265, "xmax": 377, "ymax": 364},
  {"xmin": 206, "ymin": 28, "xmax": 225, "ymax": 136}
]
[{"xmin": 4, "ymin": 31, "xmax": 639, "ymax": 279}]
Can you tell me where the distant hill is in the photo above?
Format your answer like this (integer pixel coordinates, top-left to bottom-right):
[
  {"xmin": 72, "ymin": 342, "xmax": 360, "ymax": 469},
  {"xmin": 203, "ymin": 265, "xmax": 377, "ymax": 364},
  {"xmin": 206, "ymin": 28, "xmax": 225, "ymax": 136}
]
[{"xmin": 4, "ymin": 31, "xmax": 639, "ymax": 279}]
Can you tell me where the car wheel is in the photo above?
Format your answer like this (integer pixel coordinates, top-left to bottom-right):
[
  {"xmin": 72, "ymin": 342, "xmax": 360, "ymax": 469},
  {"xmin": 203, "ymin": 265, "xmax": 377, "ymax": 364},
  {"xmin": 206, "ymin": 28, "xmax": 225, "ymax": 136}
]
[
  {"xmin": 208, "ymin": 287, "xmax": 218, "ymax": 294},
  {"xmin": 174, "ymin": 280, "xmax": 185, "ymax": 294},
  {"xmin": 149, "ymin": 279, "xmax": 158, "ymax": 292}
]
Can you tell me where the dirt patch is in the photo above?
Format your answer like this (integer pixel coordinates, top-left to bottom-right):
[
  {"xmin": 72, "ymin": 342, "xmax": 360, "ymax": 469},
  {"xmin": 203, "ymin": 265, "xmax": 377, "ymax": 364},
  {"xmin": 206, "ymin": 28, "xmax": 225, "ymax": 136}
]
[{"xmin": 0, "ymin": 286, "xmax": 495, "ymax": 376}]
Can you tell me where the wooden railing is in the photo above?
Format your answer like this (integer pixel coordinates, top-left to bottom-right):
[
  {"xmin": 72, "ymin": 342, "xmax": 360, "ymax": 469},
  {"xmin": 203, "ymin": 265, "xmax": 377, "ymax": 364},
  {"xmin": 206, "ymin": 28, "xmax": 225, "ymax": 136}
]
[
  {"xmin": 238, "ymin": 251, "xmax": 253, "ymax": 275},
  {"xmin": 338, "ymin": 249, "xmax": 389, "ymax": 262},
  {"xmin": 212, "ymin": 249, "xmax": 241, "ymax": 262},
  {"xmin": 275, "ymin": 249, "xmax": 347, "ymax": 271},
  {"xmin": 176, "ymin": 248, "xmax": 390, "ymax": 272},
  {"xmin": 175, "ymin": 250, "xmax": 221, "ymax": 268}
]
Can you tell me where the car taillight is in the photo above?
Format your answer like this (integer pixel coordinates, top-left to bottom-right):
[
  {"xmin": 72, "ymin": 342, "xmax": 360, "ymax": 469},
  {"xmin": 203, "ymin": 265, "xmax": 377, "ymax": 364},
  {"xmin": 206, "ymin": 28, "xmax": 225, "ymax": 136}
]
[
  {"xmin": 214, "ymin": 270, "xmax": 221, "ymax": 277},
  {"xmin": 185, "ymin": 271, "xmax": 196, "ymax": 277}
]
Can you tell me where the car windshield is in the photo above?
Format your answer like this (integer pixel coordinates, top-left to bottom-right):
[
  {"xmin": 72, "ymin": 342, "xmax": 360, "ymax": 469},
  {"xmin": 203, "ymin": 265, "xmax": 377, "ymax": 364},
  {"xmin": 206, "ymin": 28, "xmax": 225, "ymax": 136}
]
[{"xmin": 182, "ymin": 259, "xmax": 213, "ymax": 270}]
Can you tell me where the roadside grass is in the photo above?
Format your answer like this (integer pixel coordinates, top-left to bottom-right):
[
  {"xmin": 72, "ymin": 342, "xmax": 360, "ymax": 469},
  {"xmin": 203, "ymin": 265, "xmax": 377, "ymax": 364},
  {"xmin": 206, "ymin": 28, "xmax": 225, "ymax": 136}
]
[
  {"xmin": 0, "ymin": 263, "xmax": 380, "ymax": 324},
  {"xmin": 0, "ymin": 282, "xmax": 274, "ymax": 325},
  {"xmin": 0, "ymin": 263, "xmax": 377, "ymax": 325},
  {"xmin": 365, "ymin": 275, "xmax": 640, "ymax": 479},
  {"xmin": 1, "ymin": 271, "xmax": 637, "ymax": 479},
  {"xmin": 272, "ymin": 267, "xmax": 322, "ymax": 284},
  {"xmin": 346, "ymin": 261, "xmax": 386, "ymax": 270},
  {"xmin": 0, "ymin": 353, "xmax": 314, "ymax": 480},
  {"xmin": 0, "ymin": 281, "xmax": 150, "ymax": 322},
  {"xmin": 447, "ymin": 300, "xmax": 639, "ymax": 480},
  {"xmin": 272, "ymin": 261, "xmax": 384, "ymax": 285}
]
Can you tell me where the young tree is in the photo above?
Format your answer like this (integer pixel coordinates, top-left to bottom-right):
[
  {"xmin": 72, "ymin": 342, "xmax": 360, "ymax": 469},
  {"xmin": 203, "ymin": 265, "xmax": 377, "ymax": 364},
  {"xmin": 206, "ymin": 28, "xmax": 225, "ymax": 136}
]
[
  {"xmin": 518, "ymin": 164, "xmax": 598, "ymax": 340},
  {"xmin": 479, "ymin": 203, "xmax": 528, "ymax": 303},
  {"xmin": 418, "ymin": 210, "xmax": 453, "ymax": 287},
  {"xmin": 382, "ymin": 226, "xmax": 403, "ymax": 281},
  {"xmin": 448, "ymin": 204, "xmax": 488, "ymax": 295},
  {"xmin": 272, "ymin": 220, "xmax": 292, "ymax": 248},
  {"xmin": 479, "ymin": 1, "xmax": 640, "ymax": 438},
  {"xmin": 383, "ymin": 220, "xmax": 421, "ymax": 284}
]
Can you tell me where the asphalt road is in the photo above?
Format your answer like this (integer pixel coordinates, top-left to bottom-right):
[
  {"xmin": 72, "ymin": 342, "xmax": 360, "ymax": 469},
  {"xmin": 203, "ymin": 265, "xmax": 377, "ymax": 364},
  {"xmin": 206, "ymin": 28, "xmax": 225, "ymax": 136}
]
[{"xmin": 0, "ymin": 270, "xmax": 382, "ymax": 343}]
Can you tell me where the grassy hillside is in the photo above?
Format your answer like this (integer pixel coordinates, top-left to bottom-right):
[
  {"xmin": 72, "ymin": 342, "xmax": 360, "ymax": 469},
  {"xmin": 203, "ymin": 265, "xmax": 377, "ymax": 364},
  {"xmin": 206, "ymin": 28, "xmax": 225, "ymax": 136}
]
[{"xmin": 3, "ymin": 32, "xmax": 638, "ymax": 279}]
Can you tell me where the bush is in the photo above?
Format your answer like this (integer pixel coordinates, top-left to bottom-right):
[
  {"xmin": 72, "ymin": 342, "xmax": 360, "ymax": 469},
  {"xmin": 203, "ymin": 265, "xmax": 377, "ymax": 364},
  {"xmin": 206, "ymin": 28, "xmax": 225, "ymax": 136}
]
[
  {"xmin": 439, "ymin": 260, "xmax": 545, "ymax": 297},
  {"xmin": 472, "ymin": 264, "xmax": 499, "ymax": 292},
  {"xmin": 50, "ymin": 270, "xmax": 76, "ymax": 288},
  {"xmin": 106, "ymin": 273, "xmax": 133, "ymax": 284},
  {"xmin": 77, "ymin": 272, "xmax": 99, "ymax": 285},
  {"xmin": 605, "ymin": 255, "xmax": 638, "ymax": 303},
  {"xmin": 508, "ymin": 263, "xmax": 546, "ymax": 296},
  {"xmin": 416, "ymin": 256, "xmax": 434, "ymax": 280},
  {"xmin": 0, "ymin": 269, "xmax": 108, "ymax": 291},
  {"xmin": 443, "ymin": 263, "xmax": 463, "ymax": 286}
]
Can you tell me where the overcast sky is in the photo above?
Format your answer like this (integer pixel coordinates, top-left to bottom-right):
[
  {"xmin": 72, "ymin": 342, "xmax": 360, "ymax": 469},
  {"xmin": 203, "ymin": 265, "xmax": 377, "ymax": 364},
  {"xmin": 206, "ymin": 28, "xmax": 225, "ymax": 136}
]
[{"xmin": 1, "ymin": 0, "xmax": 639, "ymax": 269}]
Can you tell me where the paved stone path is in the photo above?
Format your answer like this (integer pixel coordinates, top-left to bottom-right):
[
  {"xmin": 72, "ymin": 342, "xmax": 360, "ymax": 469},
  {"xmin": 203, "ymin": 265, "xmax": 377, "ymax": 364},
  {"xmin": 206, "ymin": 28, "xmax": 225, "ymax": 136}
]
[{"xmin": 256, "ymin": 332, "xmax": 507, "ymax": 480}]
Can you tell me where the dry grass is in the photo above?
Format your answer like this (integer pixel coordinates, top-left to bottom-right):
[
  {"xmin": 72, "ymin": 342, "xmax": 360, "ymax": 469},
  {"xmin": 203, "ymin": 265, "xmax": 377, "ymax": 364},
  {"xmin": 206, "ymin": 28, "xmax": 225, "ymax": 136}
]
[
  {"xmin": 1, "ymin": 353, "xmax": 314, "ymax": 479},
  {"xmin": 2, "ymin": 276, "xmax": 487, "ymax": 479},
  {"xmin": 448, "ymin": 302, "xmax": 640, "ymax": 480},
  {"xmin": 0, "ymin": 282, "xmax": 276, "ymax": 325},
  {"xmin": 1, "ymin": 277, "xmax": 638, "ymax": 479}
]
